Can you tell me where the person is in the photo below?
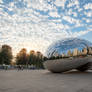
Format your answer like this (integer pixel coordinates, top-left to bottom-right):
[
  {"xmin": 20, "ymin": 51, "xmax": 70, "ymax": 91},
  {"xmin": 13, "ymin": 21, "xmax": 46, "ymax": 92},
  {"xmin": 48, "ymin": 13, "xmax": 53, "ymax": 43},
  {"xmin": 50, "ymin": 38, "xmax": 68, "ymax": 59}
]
[
  {"xmin": 18, "ymin": 65, "xmax": 23, "ymax": 70},
  {"xmin": 5, "ymin": 65, "xmax": 8, "ymax": 70},
  {"xmin": 21, "ymin": 66, "xmax": 24, "ymax": 70},
  {"xmin": 18, "ymin": 65, "xmax": 21, "ymax": 70}
]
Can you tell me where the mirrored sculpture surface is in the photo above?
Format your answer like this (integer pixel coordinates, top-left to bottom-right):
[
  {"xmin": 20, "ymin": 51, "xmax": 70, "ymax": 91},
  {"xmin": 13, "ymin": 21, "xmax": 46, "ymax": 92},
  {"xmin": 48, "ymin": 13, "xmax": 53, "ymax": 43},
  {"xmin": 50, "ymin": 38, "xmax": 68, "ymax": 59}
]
[{"xmin": 44, "ymin": 38, "xmax": 92, "ymax": 73}]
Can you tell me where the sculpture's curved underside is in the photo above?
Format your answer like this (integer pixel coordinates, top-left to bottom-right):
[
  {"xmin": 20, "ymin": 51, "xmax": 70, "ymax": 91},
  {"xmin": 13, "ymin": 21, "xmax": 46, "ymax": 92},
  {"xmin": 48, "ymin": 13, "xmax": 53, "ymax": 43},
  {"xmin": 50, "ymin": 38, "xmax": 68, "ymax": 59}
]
[{"xmin": 44, "ymin": 56, "xmax": 92, "ymax": 73}]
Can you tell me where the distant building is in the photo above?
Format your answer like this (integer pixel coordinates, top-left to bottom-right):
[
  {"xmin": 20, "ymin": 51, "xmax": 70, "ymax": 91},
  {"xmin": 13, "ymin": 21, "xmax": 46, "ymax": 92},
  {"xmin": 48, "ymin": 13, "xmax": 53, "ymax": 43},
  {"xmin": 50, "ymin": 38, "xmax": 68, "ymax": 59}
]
[
  {"xmin": 88, "ymin": 47, "xmax": 92, "ymax": 55},
  {"xmin": 67, "ymin": 50, "xmax": 73, "ymax": 57},
  {"xmin": 81, "ymin": 48, "xmax": 87, "ymax": 55},
  {"xmin": 73, "ymin": 48, "xmax": 78, "ymax": 56},
  {"xmin": 77, "ymin": 50, "xmax": 81, "ymax": 56},
  {"xmin": 61, "ymin": 53, "xmax": 66, "ymax": 58}
]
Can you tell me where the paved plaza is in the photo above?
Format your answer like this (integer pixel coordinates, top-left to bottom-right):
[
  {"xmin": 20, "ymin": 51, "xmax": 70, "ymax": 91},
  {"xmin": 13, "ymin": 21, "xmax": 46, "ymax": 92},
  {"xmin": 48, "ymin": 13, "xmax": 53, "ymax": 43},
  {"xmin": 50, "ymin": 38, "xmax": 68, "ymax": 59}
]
[{"xmin": 0, "ymin": 70, "xmax": 92, "ymax": 92}]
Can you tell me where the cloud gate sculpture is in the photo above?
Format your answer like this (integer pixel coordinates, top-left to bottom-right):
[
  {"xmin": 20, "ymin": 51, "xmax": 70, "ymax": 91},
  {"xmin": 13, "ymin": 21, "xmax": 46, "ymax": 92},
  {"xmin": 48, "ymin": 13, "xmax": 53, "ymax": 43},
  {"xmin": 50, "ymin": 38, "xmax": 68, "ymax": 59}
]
[
  {"xmin": 44, "ymin": 38, "xmax": 92, "ymax": 73},
  {"xmin": 44, "ymin": 57, "xmax": 92, "ymax": 73}
]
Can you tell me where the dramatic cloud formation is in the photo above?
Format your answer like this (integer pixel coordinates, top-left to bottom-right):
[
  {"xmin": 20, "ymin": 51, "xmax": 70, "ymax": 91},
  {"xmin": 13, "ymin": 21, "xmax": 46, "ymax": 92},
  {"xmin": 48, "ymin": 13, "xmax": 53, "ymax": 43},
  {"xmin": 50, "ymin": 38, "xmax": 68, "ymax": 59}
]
[{"xmin": 0, "ymin": 0, "xmax": 92, "ymax": 55}]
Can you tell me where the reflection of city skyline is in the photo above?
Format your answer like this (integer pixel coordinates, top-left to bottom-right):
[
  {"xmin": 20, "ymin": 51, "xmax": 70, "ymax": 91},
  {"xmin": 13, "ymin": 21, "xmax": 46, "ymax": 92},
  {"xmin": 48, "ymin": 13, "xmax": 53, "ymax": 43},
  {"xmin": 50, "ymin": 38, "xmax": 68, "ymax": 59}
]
[
  {"xmin": 51, "ymin": 47, "xmax": 92, "ymax": 58},
  {"xmin": 47, "ymin": 38, "xmax": 92, "ymax": 57}
]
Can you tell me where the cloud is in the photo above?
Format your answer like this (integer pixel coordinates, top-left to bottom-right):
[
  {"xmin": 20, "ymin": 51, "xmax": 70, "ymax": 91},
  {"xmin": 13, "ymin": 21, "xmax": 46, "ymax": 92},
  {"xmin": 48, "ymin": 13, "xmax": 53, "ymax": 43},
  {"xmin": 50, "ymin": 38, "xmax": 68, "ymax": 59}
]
[
  {"xmin": 54, "ymin": 0, "xmax": 66, "ymax": 8},
  {"xmin": 67, "ymin": 0, "xmax": 79, "ymax": 7},
  {"xmin": 84, "ymin": 3, "xmax": 92, "ymax": 10},
  {"xmin": 49, "ymin": 10, "xmax": 60, "ymax": 17},
  {"xmin": 84, "ymin": 11, "xmax": 92, "ymax": 17},
  {"xmin": 0, "ymin": 0, "xmax": 92, "ymax": 55},
  {"xmin": 0, "ymin": 0, "xmax": 3, "ymax": 3},
  {"xmin": 70, "ymin": 30, "xmax": 90, "ymax": 37},
  {"xmin": 62, "ymin": 16, "xmax": 81, "ymax": 26}
]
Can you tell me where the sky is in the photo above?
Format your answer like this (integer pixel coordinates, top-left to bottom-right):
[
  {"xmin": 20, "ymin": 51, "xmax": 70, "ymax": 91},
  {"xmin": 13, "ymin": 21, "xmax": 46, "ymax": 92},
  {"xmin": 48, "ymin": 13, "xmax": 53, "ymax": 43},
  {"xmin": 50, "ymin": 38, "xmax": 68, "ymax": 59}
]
[{"xmin": 0, "ymin": 0, "xmax": 92, "ymax": 55}]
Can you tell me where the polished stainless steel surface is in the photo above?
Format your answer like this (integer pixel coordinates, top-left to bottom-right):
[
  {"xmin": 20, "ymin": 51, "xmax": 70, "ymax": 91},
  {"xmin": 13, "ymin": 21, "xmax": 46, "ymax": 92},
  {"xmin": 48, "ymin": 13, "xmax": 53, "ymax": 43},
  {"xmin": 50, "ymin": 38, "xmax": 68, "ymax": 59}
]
[{"xmin": 44, "ymin": 56, "xmax": 92, "ymax": 73}]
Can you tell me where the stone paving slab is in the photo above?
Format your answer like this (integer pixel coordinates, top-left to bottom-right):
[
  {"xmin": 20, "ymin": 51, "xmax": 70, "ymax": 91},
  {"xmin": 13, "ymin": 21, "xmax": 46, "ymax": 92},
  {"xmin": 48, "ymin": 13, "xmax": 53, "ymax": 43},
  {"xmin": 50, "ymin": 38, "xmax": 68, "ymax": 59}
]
[{"xmin": 0, "ymin": 70, "xmax": 92, "ymax": 92}]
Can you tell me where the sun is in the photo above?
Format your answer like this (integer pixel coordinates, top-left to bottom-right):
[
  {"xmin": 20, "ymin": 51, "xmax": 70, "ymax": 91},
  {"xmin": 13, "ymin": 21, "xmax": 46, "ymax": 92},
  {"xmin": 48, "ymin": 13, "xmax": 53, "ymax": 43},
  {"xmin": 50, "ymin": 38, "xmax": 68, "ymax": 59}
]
[
  {"xmin": 12, "ymin": 39, "xmax": 50, "ymax": 56},
  {"xmin": 17, "ymin": 41, "xmax": 42, "ymax": 53}
]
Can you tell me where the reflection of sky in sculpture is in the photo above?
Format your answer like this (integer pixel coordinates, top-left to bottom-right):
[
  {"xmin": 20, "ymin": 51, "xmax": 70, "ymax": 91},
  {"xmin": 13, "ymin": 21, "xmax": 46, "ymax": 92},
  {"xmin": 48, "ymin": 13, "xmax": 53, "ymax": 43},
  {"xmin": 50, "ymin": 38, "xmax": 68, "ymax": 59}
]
[
  {"xmin": 0, "ymin": 0, "xmax": 92, "ymax": 55},
  {"xmin": 46, "ymin": 38, "xmax": 92, "ymax": 57}
]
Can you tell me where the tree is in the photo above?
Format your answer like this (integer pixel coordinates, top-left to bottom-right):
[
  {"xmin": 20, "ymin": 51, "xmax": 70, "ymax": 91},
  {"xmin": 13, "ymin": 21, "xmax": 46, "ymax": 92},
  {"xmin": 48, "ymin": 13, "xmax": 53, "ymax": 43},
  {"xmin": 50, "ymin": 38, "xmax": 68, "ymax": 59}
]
[
  {"xmin": 16, "ymin": 48, "xmax": 28, "ymax": 65},
  {"xmin": 35, "ymin": 51, "xmax": 44, "ymax": 69},
  {"xmin": 43, "ymin": 56, "xmax": 48, "ymax": 61},
  {"xmin": 28, "ymin": 50, "xmax": 36, "ymax": 65},
  {"xmin": 0, "ymin": 45, "xmax": 13, "ymax": 65},
  {"xmin": 29, "ymin": 51, "xmax": 44, "ymax": 69}
]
